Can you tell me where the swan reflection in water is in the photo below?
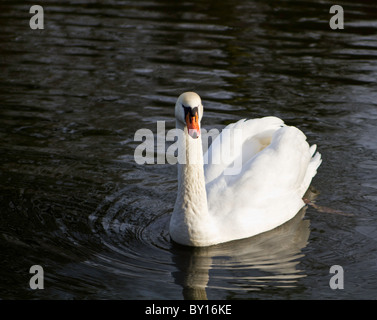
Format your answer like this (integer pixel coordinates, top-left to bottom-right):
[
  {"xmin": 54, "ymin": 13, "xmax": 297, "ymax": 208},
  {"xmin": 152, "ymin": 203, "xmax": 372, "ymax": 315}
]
[
  {"xmin": 171, "ymin": 188, "xmax": 316, "ymax": 299},
  {"xmin": 85, "ymin": 183, "xmax": 316, "ymax": 299}
]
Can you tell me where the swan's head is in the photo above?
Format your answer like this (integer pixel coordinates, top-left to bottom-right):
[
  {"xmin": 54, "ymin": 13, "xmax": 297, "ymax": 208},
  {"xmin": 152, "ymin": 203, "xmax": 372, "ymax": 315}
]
[{"xmin": 175, "ymin": 92, "xmax": 203, "ymax": 139}]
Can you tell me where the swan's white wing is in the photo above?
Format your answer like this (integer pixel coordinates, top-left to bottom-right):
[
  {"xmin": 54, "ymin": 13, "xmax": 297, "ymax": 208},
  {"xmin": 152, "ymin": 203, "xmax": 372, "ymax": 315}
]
[
  {"xmin": 204, "ymin": 118, "xmax": 321, "ymax": 243},
  {"xmin": 204, "ymin": 116, "xmax": 284, "ymax": 185}
]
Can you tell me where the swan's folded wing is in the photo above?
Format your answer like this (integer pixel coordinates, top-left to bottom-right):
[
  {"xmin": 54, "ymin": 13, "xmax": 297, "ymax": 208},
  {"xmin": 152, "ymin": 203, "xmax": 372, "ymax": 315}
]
[
  {"xmin": 205, "ymin": 124, "xmax": 321, "ymax": 242},
  {"xmin": 204, "ymin": 116, "xmax": 285, "ymax": 185}
]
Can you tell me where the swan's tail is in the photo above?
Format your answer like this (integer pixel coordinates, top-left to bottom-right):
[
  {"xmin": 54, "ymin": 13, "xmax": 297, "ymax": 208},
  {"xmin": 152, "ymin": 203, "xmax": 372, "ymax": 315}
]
[{"xmin": 299, "ymin": 144, "xmax": 322, "ymax": 196}]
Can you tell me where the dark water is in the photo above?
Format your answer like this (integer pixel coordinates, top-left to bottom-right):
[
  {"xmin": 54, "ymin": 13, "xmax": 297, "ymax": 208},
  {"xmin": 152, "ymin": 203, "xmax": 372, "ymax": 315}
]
[{"xmin": 1, "ymin": 0, "xmax": 377, "ymax": 299}]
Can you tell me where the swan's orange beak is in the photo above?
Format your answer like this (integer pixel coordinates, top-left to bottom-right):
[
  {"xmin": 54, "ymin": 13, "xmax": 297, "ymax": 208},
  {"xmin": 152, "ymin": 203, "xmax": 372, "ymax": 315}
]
[{"xmin": 186, "ymin": 112, "xmax": 200, "ymax": 139}]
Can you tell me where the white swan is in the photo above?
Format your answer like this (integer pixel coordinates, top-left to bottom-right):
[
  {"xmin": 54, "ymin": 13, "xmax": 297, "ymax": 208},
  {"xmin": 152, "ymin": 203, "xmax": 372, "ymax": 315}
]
[{"xmin": 169, "ymin": 92, "xmax": 322, "ymax": 247}]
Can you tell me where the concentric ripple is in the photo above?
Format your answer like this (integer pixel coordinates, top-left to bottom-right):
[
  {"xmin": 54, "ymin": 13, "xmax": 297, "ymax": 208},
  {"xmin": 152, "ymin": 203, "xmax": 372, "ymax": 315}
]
[{"xmin": 84, "ymin": 179, "xmax": 313, "ymax": 299}]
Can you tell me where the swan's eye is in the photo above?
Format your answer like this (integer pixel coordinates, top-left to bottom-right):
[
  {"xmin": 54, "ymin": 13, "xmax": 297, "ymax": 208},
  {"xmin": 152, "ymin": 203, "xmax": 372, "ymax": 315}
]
[
  {"xmin": 182, "ymin": 104, "xmax": 199, "ymax": 119},
  {"xmin": 182, "ymin": 104, "xmax": 191, "ymax": 117}
]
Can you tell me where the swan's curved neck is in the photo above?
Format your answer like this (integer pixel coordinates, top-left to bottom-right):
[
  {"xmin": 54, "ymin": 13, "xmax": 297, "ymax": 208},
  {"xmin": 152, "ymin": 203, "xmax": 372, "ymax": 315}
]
[{"xmin": 170, "ymin": 121, "xmax": 217, "ymax": 246}]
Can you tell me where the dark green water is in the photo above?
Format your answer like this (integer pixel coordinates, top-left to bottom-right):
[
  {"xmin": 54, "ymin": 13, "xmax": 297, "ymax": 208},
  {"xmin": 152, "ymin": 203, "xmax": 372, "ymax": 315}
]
[{"xmin": 1, "ymin": 0, "xmax": 377, "ymax": 299}]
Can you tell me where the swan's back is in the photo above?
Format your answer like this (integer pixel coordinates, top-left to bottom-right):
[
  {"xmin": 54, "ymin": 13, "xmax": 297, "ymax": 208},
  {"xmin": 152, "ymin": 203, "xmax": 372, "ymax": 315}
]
[{"xmin": 204, "ymin": 116, "xmax": 321, "ymax": 243}]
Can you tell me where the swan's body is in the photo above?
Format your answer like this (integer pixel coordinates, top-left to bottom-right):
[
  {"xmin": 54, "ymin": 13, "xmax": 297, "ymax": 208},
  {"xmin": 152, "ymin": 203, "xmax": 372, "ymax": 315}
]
[{"xmin": 170, "ymin": 92, "xmax": 322, "ymax": 247}]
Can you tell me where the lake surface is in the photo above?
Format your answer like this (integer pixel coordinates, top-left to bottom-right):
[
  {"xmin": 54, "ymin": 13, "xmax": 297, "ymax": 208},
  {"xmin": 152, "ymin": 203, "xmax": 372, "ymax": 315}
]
[{"xmin": 1, "ymin": 0, "xmax": 377, "ymax": 299}]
